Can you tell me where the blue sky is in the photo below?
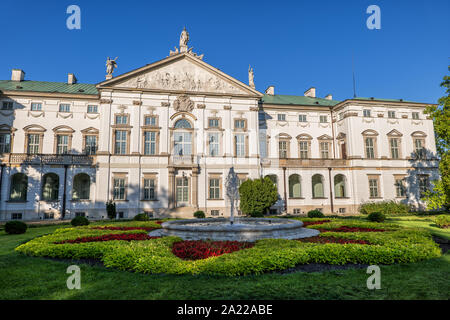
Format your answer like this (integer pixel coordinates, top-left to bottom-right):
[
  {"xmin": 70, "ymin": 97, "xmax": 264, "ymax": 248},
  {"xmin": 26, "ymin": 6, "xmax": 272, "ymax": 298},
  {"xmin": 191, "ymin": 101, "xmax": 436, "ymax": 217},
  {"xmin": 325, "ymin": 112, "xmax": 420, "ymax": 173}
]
[{"xmin": 0, "ymin": 0, "xmax": 448, "ymax": 103}]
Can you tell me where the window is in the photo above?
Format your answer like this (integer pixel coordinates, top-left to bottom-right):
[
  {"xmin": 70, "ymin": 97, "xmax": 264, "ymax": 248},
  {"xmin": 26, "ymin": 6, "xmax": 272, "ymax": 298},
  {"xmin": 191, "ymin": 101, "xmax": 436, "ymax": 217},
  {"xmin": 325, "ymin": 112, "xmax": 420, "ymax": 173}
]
[
  {"xmin": 279, "ymin": 141, "xmax": 288, "ymax": 158},
  {"xmin": 312, "ymin": 174, "xmax": 325, "ymax": 198},
  {"xmin": 75, "ymin": 212, "xmax": 86, "ymax": 217},
  {"xmin": 174, "ymin": 132, "xmax": 192, "ymax": 156},
  {"xmin": 208, "ymin": 118, "xmax": 219, "ymax": 128},
  {"xmin": 235, "ymin": 134, "xmax": 245, "ymax": 157},
  {"xmin": 115, "ymin": 115, "xmax": 128, "ymax": 125},
  {"xmin": 144, "ymin": 131, "xmax": 157, "ymax": 155},
  {"xmin": 44, "ymin": 212, "xmax": 54, "ymax": 220},
  {"xmin": 27, "ymin": 134, "xmax": 40, "ymax": 154},
  {"xmin": 143, "ymin": 179, "xmax": 156, "ymax": 200},
  {"xmin": 234, "ymin": 119, "xmax": 246, "ymax": 129},
  {"xmin": 334, "ymin": 174, "xmax": 346, "ymax": 198},
  {"xmin": 298, "ymin": 114, "xmax": 307, "ymax": 122},
  {"xmin": 85, "ymin": 135, "xmax": 97, "ymax": 155},
  {"xmin": 395, "ymin": 178, "xmax": 406, "ymax": 197},
  {"xmin": 144, "ymin": 116, "xmax": 157, "ymax": 126},
  {"xmin": 414, "ymin": 139, "xmax": 425, "ymax": 159},
  {"xmin": 174, "ymin": 119, "xmax": 192, "ymax": 129},
  {"xmin": 277, "ymin": 114, "xmax": 286, "ymax": 121},
  {"xmin": 299, "ymin": 141, "xmax": 309, "ymax": 159},
  {"xmin": 293, "ymin": 209, "xmax": 301, "ymax": 214},
  {"xmin": 59, "ymin": 104, "xmax": 70, "ymax": 112},
  {"xmin": 9, "ymin": 173, "xmax": 27, "ymax": 202},
  {"xmin": 320, "ymin": 142, "xmax": 330, "ymax": 159},
  {"xmin": 208, "ymin": 133, "xmax": 219, "ymax": 156},
  {"xmin": 31, "ymin": 103, "xmax": 42, "ymax": 111},
  {"xmin": 209, "ymin": 178, "xmax": 220, "ymax": 199},
  {"xmin": 388, "ymin": 111, "xmax": 396, "ymax": 119},
  {"xmin": 365, "ymin": 137, "xmax": 375, "ymax": 159},
  {"xmin": 11, "ymin": 213, "xmax": 22, "ymax": 220},
  {"xmin": 87, "ymin": 105, "xmax": 98, "ymax": 113},
  {"xmin": 390, "ymin": 138, "xmax": 400, "ymax": 159},
  {"xmin": 2, "ymin": 101, "xmax": 13, "ymax": 110},
  {"xmin": 42, "ymin": 173, "xmax": 59, "ymax": 201},
  {"xmin": 0, "ymin": 133, "xmax": 11, "ymax": 153},
  {"xmin": 211, "ymin": 210, "xmax": 220, "ymax": 216},
  {"xmin": 114, "ymin": 131, "xmax": 127, "ymax": 154},
  {"xmin": 289, "ymin": 174, "xmax": 301, "ymax": 198},
  {"xmin": 369, "ymin": 178, "xmax": 379, "ymax": 198},
  {"xmin": 363, "ymin": 109, "xmax": 371, "ymax": 117},
  {"xmin": 319, "ymin": 115, "xmax": 328, "ymax": 123},
  {"xmin": 419, "ymin": 176, "xmax": 429, "ymax": 198},
  {"xmin": 113, "ymin": 178, "xmax": 126, "ymax": 200},
  {"xmin": 72, "ymin": 173, "xmax": 90, "ymax": 200},
  {"xmin": 176, "ymin": 177, "xmax": 189, "ymax": 203},
  {"xmin": 412, "ymin": 112, "xmax": 420, "ymax": 120},
  {"xmin": 56, "ymin": 135, "xmax": 69, "ymax": 154},
  {"xmin": 338, "ymin": 208, "xmax": 346, "ymax": 214}
]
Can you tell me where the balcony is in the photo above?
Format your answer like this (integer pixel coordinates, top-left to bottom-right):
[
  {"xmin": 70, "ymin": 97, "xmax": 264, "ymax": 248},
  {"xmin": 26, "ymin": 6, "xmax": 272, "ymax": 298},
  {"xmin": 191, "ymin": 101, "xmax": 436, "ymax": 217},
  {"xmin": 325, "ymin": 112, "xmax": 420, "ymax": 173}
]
[
  {"xmin": 268, "ymin": 158, "xmax": 349, "ymax": 168},
  {"xmin": 6, "ymin": 154, "xmax": 95, "ymax": 166},
  {"xmin": 170, "ymin": 155, "xmax": 196, "ymax": 166}
]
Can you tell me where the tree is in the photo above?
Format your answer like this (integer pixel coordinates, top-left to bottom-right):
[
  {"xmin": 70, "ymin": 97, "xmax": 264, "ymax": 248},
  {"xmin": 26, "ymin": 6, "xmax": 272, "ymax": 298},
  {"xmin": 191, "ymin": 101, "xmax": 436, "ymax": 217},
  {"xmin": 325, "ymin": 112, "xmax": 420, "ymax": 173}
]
[
  {"xmin": 106, "ymin": 200, "xmax": 117, "ymax": 220},
  {"xmin": 239, "ymin": 177, "xmax": 278, "ymax": 217},
  {"xmin": 424, "ymin": 67, "xmax": 450, "ymax": 210}
]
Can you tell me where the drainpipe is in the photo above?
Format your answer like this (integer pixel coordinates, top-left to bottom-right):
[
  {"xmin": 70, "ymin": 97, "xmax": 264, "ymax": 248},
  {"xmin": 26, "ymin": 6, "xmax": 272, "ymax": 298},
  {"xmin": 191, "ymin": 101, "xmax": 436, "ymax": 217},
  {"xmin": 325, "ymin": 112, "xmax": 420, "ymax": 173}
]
[
  {"xmin": 0, "ymin": 164, "xmax": 4, "ymax": 202},
  {"xmin": 61, "ymin": 164, "xmax": 68, "ymax": 219},
  {"xmin": 328, "ymin": 167, "xmax": 334, "ymax": 214},
  {"xmin": 283, "ymin": 167, "xmax": 287, "ymax": 213}
]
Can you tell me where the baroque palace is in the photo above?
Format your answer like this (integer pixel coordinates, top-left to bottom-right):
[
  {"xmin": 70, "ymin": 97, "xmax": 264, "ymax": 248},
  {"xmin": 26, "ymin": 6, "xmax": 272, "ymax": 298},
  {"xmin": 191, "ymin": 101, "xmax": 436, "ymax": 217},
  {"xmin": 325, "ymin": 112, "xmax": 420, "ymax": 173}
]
[{"xmin": 0, "ymin": 29, "xmax": 439, "ymax": 221}]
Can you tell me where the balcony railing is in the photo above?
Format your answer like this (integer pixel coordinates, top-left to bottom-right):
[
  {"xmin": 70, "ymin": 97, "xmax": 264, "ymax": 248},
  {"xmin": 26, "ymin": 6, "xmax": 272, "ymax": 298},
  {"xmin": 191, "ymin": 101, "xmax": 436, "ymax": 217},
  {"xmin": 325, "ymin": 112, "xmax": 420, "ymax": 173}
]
[
  {"xmin": 170, "ymin": 155, "xmax": 195, "ymax": 166},
  {"xmin": 6, "ymin": 153, "xmax": 95, "ymax": 165},
  {"xmin": 271, "ymin": 158, "xmax": 349, "ymax": 167}
]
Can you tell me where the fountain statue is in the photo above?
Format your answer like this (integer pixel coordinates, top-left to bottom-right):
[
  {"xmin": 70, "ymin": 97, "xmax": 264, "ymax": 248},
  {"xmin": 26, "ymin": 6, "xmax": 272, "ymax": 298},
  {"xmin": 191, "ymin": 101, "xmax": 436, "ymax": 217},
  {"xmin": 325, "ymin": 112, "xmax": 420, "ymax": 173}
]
[{"xmin": 225, "ymin": 167, "xmax": 239, "ymax": 225}]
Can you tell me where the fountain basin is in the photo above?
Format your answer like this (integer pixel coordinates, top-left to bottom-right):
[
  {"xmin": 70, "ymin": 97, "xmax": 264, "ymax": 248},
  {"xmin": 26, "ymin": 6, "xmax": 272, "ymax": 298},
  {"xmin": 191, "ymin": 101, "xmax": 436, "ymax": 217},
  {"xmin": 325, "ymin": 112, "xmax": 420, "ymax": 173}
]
[{"xmin": 158, "ymin": 218, "xmax": 320, "ymax": 241}]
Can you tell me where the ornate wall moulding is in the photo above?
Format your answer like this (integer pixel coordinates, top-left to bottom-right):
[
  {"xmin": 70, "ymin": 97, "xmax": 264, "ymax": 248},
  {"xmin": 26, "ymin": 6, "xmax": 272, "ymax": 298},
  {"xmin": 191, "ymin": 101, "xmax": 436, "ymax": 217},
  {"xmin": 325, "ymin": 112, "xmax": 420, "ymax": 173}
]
[
  {"xmin": 161, "ymin": 102, "xmax": 170, "ymax": 107},
  {"xmin": 387, "ymin": 119, "xmax": 399, "ymax": 124},
  {"xmin": 412, "ymin": 120, "xmax": 423, "ymax": 125},
  {"xmin": 197, "ymin": 104, "xmax": 206, "ymax": 109},
  {"xmin": 173, "ymin": 95, "xmax": 194, "ymax": 112},
  {"xmin": 100, "ymin": 99, "xmax": 113, "ymax": 104},
  {"xmin": 377, "ymin": 113, "xmax": 384, "ymax": 117},
  {"xmin": 249, "ymin": 107, "xmax": 259, "ymax": 112},
  {"xmin": 56, "ymin": 112, "xmax": 73, "ymax": 119},
  {"xmin": 223, "ymin": 105, "xmax": 232, "ymax": 110},
  {"xmin": 319, "ymin": 123, "xmax": 330, "ymax": 128},
  {"xmin": 85, "ymin": 113, "xmax": 100, "ymax": 119},
  {"xmin": 28, "ymin": 111, "xmax": 45, "ymax": 118},
  {"xmin": 133, "ymin": 100, "xmax": 142, "ymax": 106},
  {"xmin": 297, "ymin": 122, "xmax": 310, "ymax": 128},
  {"xmin": 362, "ymin": 118, "xmax": 375, "ymax": 123},
  {"xmin": 276, "ymin": 121, "xmax": 288, "ymax": 127}
]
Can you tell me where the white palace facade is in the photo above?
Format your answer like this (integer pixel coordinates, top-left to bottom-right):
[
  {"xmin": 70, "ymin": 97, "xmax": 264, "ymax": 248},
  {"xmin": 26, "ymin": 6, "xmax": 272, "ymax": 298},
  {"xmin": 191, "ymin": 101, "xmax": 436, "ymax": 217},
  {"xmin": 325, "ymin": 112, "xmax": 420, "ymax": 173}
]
[{"xmin": 0, "ymin": 30, "xmax": 440, "ymax": 221}]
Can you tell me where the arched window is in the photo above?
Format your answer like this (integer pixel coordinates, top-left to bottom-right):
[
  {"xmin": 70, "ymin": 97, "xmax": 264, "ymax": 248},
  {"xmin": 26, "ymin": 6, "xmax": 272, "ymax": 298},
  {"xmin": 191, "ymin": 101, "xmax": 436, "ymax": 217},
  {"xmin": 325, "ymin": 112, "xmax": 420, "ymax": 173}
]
[
  {"xmin": 312, "ymin": 174, "xmax": 325, "ymax": 198},
  {"xmin": 289, "ymin": 174, "xmax": 302, "ymax": 198},
  {"xmin": 334, "ymin": 174, "xmax": 346, "ymax": 198},
  {"xmin": 72, "ymin": 173, "xmax": 90, "ymax": 200},
  {"xmin": 42, "ymin": 173, "xmax": 59, "ymax": 201},
  {"xmin": 174, "ymin": 119, "xmax": 192, "ymax": 129},
  {"xmin": 9, "ymin": 173, "xmax": 27, "ymax": 201},
  {"xmin": 173, "ymin": 119, "xmax": 192, "ymax": 156},
  {"xmin": 265, "ymin": 174, "xmax": 277, "ymax": 187}
]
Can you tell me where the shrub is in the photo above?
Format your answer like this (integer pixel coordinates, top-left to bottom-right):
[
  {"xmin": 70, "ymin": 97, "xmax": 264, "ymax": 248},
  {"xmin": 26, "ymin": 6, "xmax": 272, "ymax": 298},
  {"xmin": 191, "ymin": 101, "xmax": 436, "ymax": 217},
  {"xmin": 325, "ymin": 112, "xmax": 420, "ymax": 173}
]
[
  {"xmin": 360, "ymin": 200, "xmax": 409, "ymax": 216},
  {"xmin": 71, "ymin": 216, "xmax": 90, "ymax": 227},
  {"xmin": 133, "ymin": 213, "xmax": 149, "ymax": 221},
  {"xmin": 106, "ymin": 200, "xmax": 116, "ymax": 220},
  {"xmin": 4, "ymin": 221, "xmax": 27, "ymax": 234},
  {"xmin": 239, "ymin": 177, "xmax": 278, "ymax": 217},
  {"xmin": 193, "ymin": 211, "xmax": 205, "ymax": 219},
  {"xmin": 367, "ymin": 212, "xmax": 386, "ymax": 223},
  {"xmin": 434, "ymin": 215, "xmax": 449, "ymax": 228},
  {"xmin": 307, "ymin": 210, "xmax": 325, "ymax": 218}
]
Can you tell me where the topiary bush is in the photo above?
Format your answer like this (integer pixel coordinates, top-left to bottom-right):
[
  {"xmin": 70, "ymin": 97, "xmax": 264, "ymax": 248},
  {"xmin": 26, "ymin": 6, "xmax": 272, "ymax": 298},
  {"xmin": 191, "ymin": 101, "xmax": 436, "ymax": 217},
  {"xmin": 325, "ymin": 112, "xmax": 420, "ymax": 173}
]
[
  {"xmin": 106, "ymin": 200, "xmax": 116, "ymax": 220},
  {"xmin": 133, "ymin": 213, "xmax": 149, "ymax": 221},
  {"xmin": 367, "ymin": 211, "xmax": 386, "ymax": 223},
  {"xmin": 434, "ymin": 215, "xmax": 449, "ymax": 228},
  {"xmin": 360, "ymin": 200, "xmax": 409, "ymax": 216},
  {"xmin": 71, "ymin": 216, "xmax": 90, "ymax": 226},
  {"xmin": 194, "ymin": 211, "xmax": 205, "ymax": 219},
  {"xmin": 5, "ymin": 221, "xmax": 28, "ymax": 234},
  {"xmin": 307, "ymin": 210, "xmax": 325, "ymax": 218}
]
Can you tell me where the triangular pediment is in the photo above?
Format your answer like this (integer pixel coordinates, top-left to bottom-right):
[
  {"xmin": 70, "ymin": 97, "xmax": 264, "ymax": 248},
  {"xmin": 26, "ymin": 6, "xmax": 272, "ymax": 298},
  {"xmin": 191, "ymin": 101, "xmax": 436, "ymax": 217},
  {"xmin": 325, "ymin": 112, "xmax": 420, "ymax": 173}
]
[{"xmin": 98, "ymin": 53, "xmax": 262, "ymax": 97}]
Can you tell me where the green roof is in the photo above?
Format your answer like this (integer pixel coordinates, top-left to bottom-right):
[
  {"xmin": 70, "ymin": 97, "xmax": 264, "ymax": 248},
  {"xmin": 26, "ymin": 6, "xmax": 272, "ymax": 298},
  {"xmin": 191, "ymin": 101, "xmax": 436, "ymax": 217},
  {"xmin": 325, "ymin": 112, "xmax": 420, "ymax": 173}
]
[
  {"xmin": 353, "ymin": 97, "xmax": 420, "ymax": 104},
  {"xmin": 0, "ymin": 80, "xmax": 98, "ymax": 95},
  {"xmin": 261, "ymin": 94, "xmax": 340, "ymax": 107}
]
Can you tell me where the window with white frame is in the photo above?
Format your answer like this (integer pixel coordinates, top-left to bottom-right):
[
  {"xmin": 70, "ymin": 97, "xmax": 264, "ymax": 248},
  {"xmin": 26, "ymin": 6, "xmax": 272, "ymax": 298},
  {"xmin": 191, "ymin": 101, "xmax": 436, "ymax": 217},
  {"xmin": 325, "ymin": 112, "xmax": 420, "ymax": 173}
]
[
  {"xmin": 115, "ymin": 131, "xmax": 127, "ymax": 154},
  {"xmin": 279, "ymin": 140, "xmax": 288, "ymax": 158},
  {"xmin": 388, "ymin": 111, "xmax": 396, "ymax": 118},
  {"xmin": 389, "ymin": 138, "xmax": 400, "ymax": 159},
  {"xmin": 143, "ymin": 178, "xmax": 156, "ymax": 200},
  {"xmin": 208, "ymin": 118, "xmax": 219, "ymax": 128},
  {"xmin": 208, "ymin": 133, "xmax": 219, "ymax": 156},
  {"xmin": 209, "ymin": 178, "xmax": 220, "ymax": 199},
  {"xmin": 234, "ymin": 119, "xmax": 246, "ymax": 129},
  {"xmin": 363, "ymin": 109, "xmax": 371, "ymax": 117},
  {"xmin": 87, "ymin": 105, "xmax": 98, "ymax": 113},
  {"xmin": 144, "ymin": 116, "xmax": 157, "ymax": 126},
  {"xmin": 115, "ymin": 115, "xmax": 128, "ymax": 125},
  {"xmin": 144, "ymin": 131, "xmax": 157, "ymax": 155},
  {"xmin": 365, "ymin": 137, "xmax": 375, "ymax": 159},
  {"xmin": 414, "ymin": 138, "xmax": 425, "ymax": 159},
  {"xmin": 298, "ymin": 114, "xmax": 307, "ymax": 122},
  {"xmin": 395, "ymin": 178, "xmax": 406, "ymax": 197},
  {"xmin": 299, "ymin": 141, "xmax": 309, "ymax": 159},
  {"xmin": 211, "ymin": 210, "xmax": 220, "ymax": 216},
  {"xmin": 59, "ymin": 104, "xmax": 70, "ymax": 112},
  {"xmin": 412, "ymin": 112, "xmax": 420, "ymax": 120},
  {"xmin": 368, "ymin": 178, "xmax": 379, "ymax": 198},
  {"xmin": 419, "ymin": 176, "xmax": 429, "ymax": 198},
  {"xmin": 113, "ymin": 178, "xmax": 126, "ymax": 200},
  {"xmin": 0, "ymin": 133, "xmax": 11, "ymax": 153},
  {"xmin": 11, "ymin": 213, "xmax": 22, "ymax": 220},
  {"xmin": 277, "ymin": 114, "xmax": 286, "ymax": 121},
  {"xmin": 85, "ymin": 135, "xmax": 97, "ymax": 155},
  {"xmin": 31, "ymin": 103, "xmax": 42, "ymax": 111},
  {"xmin": 319, "ymin": 115, "xmax": 328, "ymax": 123},
  {"xmin": 27, "ymin": 134, "xmax": 40, "ymax": 154},
  {"xmin": 320, "ymin": 142, "xmax": 330, "ymax": 159},
  {"xmin": 235, "ymin": 134, "xmax": 245, "ymax": 157},
  {"xmin": 56, "ymin": 135, "xmax": 69, "ymax": 154}
]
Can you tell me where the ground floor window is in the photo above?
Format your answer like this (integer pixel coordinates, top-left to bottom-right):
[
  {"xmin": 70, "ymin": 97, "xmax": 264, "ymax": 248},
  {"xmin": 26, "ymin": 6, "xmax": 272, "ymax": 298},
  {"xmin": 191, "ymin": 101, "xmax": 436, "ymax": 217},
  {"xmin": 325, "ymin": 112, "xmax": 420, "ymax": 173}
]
[
  {"xmin": 211, "ymin": 210, "xmax": 220, "ymax": 216},
  {"xmin": 143, "ymin": 179, "xmax": 156, "ymax": 200},
  {"xmin": 369, "ymin": 177, "xmax": 380, "ymax": 198},
  {"xmin": 11, "ymin": 213, "xmax": 22, "ymax": 220},
  {"xmin": 113, "ymin": 178, "xmax": 126, "ymax": 200}
]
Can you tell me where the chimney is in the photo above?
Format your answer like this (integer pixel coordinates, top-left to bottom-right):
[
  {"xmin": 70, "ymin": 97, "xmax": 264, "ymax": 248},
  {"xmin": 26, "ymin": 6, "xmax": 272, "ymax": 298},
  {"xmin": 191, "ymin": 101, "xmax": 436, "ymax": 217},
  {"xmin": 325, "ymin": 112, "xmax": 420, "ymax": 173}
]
[
  {"xmin": 11, "ymin": 69, "xmax": 25, "ymax": 82},
  {"xmin": 304, "ymin": 87, "xmax": 316, "ymax": 98},
  {"xmin": 67, "ymin": 73, "xmax": 77, "ymax": 85},
  {"xmin": 325, "ymin": 94, "xmax": 333, "ymax": 100},
  {"xmin": 265, "ymin": 86, "xmax": 275, "ymax": 95}
]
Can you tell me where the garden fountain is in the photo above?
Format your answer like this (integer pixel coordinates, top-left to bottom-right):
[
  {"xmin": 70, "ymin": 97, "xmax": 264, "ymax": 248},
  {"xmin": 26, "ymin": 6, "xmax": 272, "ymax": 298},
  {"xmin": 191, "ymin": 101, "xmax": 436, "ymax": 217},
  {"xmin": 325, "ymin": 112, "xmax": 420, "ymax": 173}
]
[{"xmin": 157, "ymin": 168, "xmax": 319, "ymax": 241}]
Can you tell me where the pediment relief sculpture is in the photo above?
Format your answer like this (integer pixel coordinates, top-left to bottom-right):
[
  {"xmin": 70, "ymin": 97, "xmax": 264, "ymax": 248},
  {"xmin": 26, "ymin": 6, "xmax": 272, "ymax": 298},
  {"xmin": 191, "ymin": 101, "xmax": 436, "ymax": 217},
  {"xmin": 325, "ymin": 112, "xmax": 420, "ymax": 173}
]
[{"xmin": 173, "ymin": 95, "xmax": 194, "ymax": 112}]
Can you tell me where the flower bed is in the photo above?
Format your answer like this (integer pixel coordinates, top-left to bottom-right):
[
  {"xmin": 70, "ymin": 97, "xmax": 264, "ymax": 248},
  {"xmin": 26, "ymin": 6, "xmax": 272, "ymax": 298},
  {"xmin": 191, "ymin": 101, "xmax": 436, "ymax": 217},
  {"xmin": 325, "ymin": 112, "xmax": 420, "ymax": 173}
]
[
  {"xmin": 297, "ymin": 236, "xmax": 370, "ymax": 245},
  {"xmin": 91, "ymin": 226, "xmax": 157, "ymax": 231},
  {"xmin": 55, "ymin": 233, "xmax": 159, "ymax": 244},
  {"xmin": 172, "ymin": 240, "xmax": 254, "ymax": 260},
  {"xmin": 302, "ymin": 220, "xmax": 332, "ymax": 227},
  {"xmin": 317, "ymin": 226, "xmax": 386, "ymax": 233}
]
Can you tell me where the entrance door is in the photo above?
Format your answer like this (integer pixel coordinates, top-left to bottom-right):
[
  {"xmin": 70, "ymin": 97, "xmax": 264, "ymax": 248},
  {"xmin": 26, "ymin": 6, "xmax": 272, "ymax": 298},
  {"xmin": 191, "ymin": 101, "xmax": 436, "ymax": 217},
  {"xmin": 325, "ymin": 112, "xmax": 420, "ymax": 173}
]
[{"xmin": 176, "ymin": 177, "xmax": 189, "ymax": 206}]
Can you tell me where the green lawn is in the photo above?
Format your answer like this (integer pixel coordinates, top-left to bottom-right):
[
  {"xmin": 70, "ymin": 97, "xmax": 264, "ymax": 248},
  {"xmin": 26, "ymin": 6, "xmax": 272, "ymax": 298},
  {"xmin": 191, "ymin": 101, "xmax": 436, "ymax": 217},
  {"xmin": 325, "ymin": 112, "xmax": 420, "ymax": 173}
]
[
  {"xmin": 0, "ymin": 222, "xmax": 449, "ymax": 300},
  {"xmin": 386, "ymin": 216, "xmax": 450, "ymax": 240}
]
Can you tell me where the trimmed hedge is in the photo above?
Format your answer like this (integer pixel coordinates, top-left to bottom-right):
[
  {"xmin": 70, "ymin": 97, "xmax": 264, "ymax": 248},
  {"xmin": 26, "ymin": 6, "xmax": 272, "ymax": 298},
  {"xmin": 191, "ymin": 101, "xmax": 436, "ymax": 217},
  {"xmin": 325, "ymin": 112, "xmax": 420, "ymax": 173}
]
[
  {"xmin": 5, "ymin": 221, "xmax": 27, "ymax": 234},
  {"xmin": 15, "ymin": 219, "xmax": 442, "ymax": 276},
  {"xmin": 133, "ymin": 213, "xmax": 150, "ymax": 221},
  {"xmin": 359, "ymin": 200, "xmax": 409, "ymax": 216},
  {"xmin": 71, "ymin": 216, "xmax": 90, "ymax": 226},
  {"xmin": 368, "ymin": 212, "xmax": 386, "ymax": 223},
  {"xmin": 307, "ymin": 210, "xmax": 325, "ymax": 218},
  {"xmin": 194, "ymin": 211, "xmax": 206, "ymax": 219}
]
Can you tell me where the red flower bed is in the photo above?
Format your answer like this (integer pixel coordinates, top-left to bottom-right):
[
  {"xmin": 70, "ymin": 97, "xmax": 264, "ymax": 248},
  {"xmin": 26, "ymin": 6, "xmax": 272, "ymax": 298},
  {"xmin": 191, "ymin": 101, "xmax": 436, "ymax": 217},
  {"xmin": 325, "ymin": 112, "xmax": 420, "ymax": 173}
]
[
  {"xmin": 317, "ymin": 226, "xmax": 386, "ymax": 233},
  {"xmin": 297, "ymin": 236, "xmax": 370, "ymax": 245},
  {"xmin": 155, "ymin": 221, "xmax": 164, "ymax": 225},
  {"xmin": 55, "ymin": 233, "xmax": 159, "ymax": 244},
  {"xmin": 91, "ymin": 226, "xmax": 157, "ymax": 231},
  {"xmin": 172, "ymin": 240, "xmax": 254, "ymax": 260},
  {"xmin": 302, "ymin": 220, "xmax": 331, "ymax": 227}
]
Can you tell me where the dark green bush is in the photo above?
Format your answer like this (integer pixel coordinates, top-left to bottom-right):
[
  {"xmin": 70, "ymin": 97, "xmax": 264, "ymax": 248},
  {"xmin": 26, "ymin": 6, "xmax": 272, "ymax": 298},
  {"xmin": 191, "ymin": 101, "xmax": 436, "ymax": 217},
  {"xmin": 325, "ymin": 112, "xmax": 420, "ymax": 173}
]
[
  {"xmin": 106, "ymin": 200, "xmax": 116, "ymax": 220},
  {"xmin": 133, "ymin": 213, "xmax": 149, "ymax": 221},
  {"xmin": 360, "ymin": 200, "xmax": 409, "ymax": 216},
  {"xmin": 367, "ymin": 211, "xmax": 386, "ymax": 223},
  {"xmin": 5, "ymin": 221, "xmax": 27, "ymax": 234},
  {"xmin": 434, "ymin": 215, "xmax": 449, "ymax": 228},
  {"xmin": 194, "ymin": 211, "xmax": 206, "ymax": 219},
  {"xmin": 307, "ymin": 210, "xmax": 325, "ymax": 218},
  {"xmin": 71, "ymin": 216, "xmax": 89, "ymax": 226}
]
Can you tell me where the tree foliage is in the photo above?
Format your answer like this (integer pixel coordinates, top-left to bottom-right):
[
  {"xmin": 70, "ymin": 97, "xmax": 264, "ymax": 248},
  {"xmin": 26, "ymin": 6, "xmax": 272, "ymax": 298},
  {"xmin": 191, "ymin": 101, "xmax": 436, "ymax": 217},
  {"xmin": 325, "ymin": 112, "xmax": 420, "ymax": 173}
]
[
  {"xmin": 238, "ymin": 177, "xmax": 278, "ymax": 217},
  {"xmin": 424, "ymin": 67, "xmax": 450, "ymax": 210}
]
